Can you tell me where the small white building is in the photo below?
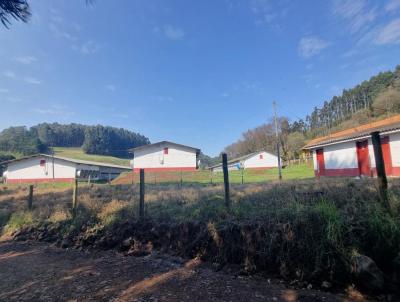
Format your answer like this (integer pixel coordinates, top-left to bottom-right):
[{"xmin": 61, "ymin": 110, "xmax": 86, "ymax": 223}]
[
  {"xmin": 1, "ymin": 154, "xmax": 131, "ymax": 184},
  {"xmin": 210, "ymin": 151, "xmax": 280, "ymax": 172},
  {"xmin": 303, "ymin": 115, "xmax": 400, "ymax": 177},
  {"xmin": 130, "ymin": 141, "xmax": 200, "ymax": 172}
]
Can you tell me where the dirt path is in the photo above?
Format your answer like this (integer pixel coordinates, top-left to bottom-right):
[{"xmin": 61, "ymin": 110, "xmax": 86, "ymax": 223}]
[{"xmin": 0, "ymin": 241, "xmax": 368, "ymax": 302}]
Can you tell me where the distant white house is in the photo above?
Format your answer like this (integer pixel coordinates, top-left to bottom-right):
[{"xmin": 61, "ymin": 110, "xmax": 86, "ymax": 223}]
[
  {"xmin": 210, "ymin": 151, "xmax": 280, "ymax": 172},
  {"xmin": 130, "ymin": 141, "xmax": 200, "ymax": 172},
  {"xmin": 1, "ymin": 154, "xmax": 130, "ymax": 184}
]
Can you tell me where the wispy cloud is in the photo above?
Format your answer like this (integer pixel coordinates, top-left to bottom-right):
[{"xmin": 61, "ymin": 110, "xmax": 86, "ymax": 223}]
[
  {"xmin": 0, "ymin": 88, "xmax": 9, "ymax": 93},
  {"xmin": 250, "ymin": 0, "xmax": 276, "ymax": 25},
  {"xmin": 3, "ymin": 71, "xmax": 16, "ymax": 78},
  {"xmin": 375, "ymin": 19, "xmax": 400, "ymax": 44},
  {"xmin": 164, "ymin": 25, "xmax": 185, "ymax": 40},
  {"xmin": 386, "ymin": 0, "xmax": 400, "ymax": 12},
  {"xmin": 15, "ymin": 56, "xmax": 37, "ymax": 64},
  {"xmin": 105, "ymin": 84, "xmax": 116, "ymax": 92},
  {"xmin": 298, "ymin": 37, "xmax": 329, "ymax": 58},
  {"xmin": 249, "ymin": 0, "xmax": 291, "ymax": 29},
  {"xmin": 80, "ymin": 40, "xmax": 100, "ymax": 55},
  {"xmin": 5, "ymin": 97, "xmax": 23, "ymax": 103},
  {"xmin": 333, "ymin": 0, "xmax": 376, "ymax": 34},
  {"xmin": 24, "ymin": 77, "xmax": 42, "ymax": 85},
  {"xmin": 49, "ymin": 22, "xmax": 77, "ymax": 42},
  {"xmin": 33, "ymin": 105, "xmax": 74, "ymax": 116}
]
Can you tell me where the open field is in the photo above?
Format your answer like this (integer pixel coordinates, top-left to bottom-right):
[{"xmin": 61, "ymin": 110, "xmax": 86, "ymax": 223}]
[
  {"xmin": 53, "ymin": 147, "xmax": 130, "ymax": 166},
  {"xmin": 113, "ymin": 162, "xmax": 315, "ymax": 185}
]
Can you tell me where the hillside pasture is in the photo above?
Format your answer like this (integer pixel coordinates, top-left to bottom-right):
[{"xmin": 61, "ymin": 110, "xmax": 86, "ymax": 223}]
[
  {"xmin": 113, "ymin": 162, "xmax": 314, "ymax": 185},
  {"xmin": 53, "ymin": 147, "xmax": 130, "ymax": 166}
]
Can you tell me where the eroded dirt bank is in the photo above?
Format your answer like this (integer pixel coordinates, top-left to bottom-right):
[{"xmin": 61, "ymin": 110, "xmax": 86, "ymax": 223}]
[{"xmin": 0, "ymin": 241, "xmax": 375, "ymax": 302}]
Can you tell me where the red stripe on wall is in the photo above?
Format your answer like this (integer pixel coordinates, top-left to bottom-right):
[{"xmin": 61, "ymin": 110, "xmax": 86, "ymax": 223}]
[
  {"xmin": 246, "ymin": 167, "xmax": 276, "ymax": 170},
  {"xmin": 314, "ymin": 168, "xmax": 360, "ymax": 177},
  {"xmin": 6, "ymin": 178, "xmax": 75, "ymax": 184},
  {"xmin": 391, "ymin": 167, "xmax": 400, "ymax": 177},
  {"xmin": 133, "ymin": 167, "xmax": 197, "ymax": 173}
]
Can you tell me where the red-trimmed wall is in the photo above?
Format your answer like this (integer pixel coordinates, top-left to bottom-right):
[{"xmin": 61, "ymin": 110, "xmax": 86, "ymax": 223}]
[
  {"xmin": 6, "ymin": 178, "xmax": 75, "ymax": 184},
  {"xmin": 133, "ymin": 167, "xmax": 197, "ymax": 173},
  {"xmin": 314, "ymin": 168, "xmax": 359, "ymax": 177}
]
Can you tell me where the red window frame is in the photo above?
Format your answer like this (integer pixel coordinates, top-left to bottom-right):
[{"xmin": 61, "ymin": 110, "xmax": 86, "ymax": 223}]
[{"xmin": 163, "ymin": 147, "xmax": 169, "ymax": 155}]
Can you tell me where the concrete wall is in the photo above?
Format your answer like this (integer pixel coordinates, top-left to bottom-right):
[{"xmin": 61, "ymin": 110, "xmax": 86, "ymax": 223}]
[
  {"xmin": 132, "ymin": 143, "xmax": 198, "ymax": 171},
  {"xmin": 6, "ymin": 157, "xmax": 76, "ymax": 183},
  {"xmin": 323, "ymin": 141, "xmax": 358, "ymax": 170}
]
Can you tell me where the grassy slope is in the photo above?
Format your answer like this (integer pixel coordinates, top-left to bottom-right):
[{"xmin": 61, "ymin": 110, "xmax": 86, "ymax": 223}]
[
  {"xmin": 53, "ymin": 147, "xmax": 130, "ymax": 166},
  {"xmin": 114, "ymin": 162, "xmax": 314, "ymax": 184}
]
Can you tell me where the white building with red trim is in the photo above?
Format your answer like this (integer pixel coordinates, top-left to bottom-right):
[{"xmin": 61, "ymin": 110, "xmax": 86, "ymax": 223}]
[
  {"xmin": 209, "ymin": 151, "xmax": 280, "ymax": 172},
  {"xmin": 1, "ymin": 154, "xmax": 131, "ymax": 184},
  {"xmin": 130, "ymin": 141, "xmax": 200, "ymax": 172},
  {"xmin": 303, "ymin": 115, "xmax": 400, "ymax": 177}
]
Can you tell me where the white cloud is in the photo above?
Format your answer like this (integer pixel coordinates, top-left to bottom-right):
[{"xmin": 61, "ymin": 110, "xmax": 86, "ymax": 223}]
[
  {"xmin": 298, "ymin": 37, "xmax": 329, "ymax": 58},
  {"xmin": 386, "ymin": 0, "xmax": 400, "ymax": 12},
  {"xmin": 80, "ymin": 40, "xmax": 100, "ymax": 55},
  {"xmin": 3, "ymin": 71, "xmax": 15, "ymax": 78},
  {"xmin": 50, "ymin": 15, "xmax": 63, "ymax": 23},
  {"xmin": 333, "ymin": 0, "xmax": 376, "ymax": 34},
  {"xmin": 0, "ymin": 88, "xmax": 9, "ymax": 93},
  {"xmin": 250, "ymin": 0, "xmax": 276, "ymax": 25},
  {"xmin": 15, "ymin": 56, "xmax": 37, "ymax": 64},
  {"xmin": 164, "ymin": 25, "xmax": 185, "ymax": 40},
  {"xmin": 106, "ymin": 84, "xmax": 116, "ymax": 92},
  {"xmin": 24, "ymin": 77, "xmax": 42, "ymax": 85},
  {"xmin": 49, "ymin": 23, "xmax": 77, "ymax": 42},
  {"xmin": 33, "ymin": 106, "xmax": 75, "ymax": 116},
  {"xmin": 5, "ymin": 97, "xmax": 23, "ymax": 103},
  {"xmin": 375, "ymin": 19, "xmax": 400, "ymax": 44}
]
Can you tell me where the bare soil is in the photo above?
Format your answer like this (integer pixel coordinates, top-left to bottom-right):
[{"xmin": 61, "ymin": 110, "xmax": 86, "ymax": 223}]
[{"xmin": 0, "ymin": 241, "xmax": 373, "ymax": 302}]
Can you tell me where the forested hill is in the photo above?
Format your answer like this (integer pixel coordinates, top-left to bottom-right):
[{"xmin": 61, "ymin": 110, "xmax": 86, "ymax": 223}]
[
  {"xmin": 225, "ymin": 65, "xmax": 400, "ymax": 161},
  {"xmin": 0, "ymin": 123, "xmax": 150, "ymax": 158}
]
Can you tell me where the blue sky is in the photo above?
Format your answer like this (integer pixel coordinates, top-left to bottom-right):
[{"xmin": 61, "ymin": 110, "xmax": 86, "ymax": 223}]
[{"xmin": 1, "ymin": 0, "xmax": 400, "ymax": 156}]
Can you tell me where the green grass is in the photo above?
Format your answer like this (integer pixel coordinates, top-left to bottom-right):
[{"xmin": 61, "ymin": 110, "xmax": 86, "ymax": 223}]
[
  {"xmin": 114, "ymin": 162, "xmax": 314, "ymax": 184},
  {"xmin": 53, "ymin": 147, "xmax": 130, "ymax": 166}
]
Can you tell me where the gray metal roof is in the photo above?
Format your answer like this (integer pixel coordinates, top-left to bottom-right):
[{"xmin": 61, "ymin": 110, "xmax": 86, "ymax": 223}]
[
  {"xmin": 130, "ymin": 141, "xmax": 200, "ymax": 153},
  {"xmin": 0, "ymin": 154, "xmax": 131, "ymax": 170}
]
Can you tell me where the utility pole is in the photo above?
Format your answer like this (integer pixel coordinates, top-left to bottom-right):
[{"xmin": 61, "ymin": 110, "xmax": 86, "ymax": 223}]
[{"xmin": 273, "ymin": 101, "xmax": 282, "ymax": 180}]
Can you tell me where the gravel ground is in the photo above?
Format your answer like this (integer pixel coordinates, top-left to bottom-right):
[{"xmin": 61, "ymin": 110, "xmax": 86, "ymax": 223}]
[{"xmin": 0, "ymin": 241, "xmax": 373, "ymax": 302}]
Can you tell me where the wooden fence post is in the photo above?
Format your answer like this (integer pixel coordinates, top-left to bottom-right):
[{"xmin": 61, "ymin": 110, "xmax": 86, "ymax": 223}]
[
  {"xmin": 180, "ymin": 170, "xmax": 183, "ymax": 187},
  {"xmin": 371, "ymin": 131, "xmax": 390, "ymax": 210},
  {"xmin": 72, "ymin": 179, "xmax": 78, "ymax": 217},
  {"xmin": 27, "ymin": 185, "xmax": 33, "ymax": 210},
  {"xmin": 222, "ymin": 153, "xmax": 230, "ymax": 208},
  {"xmin": 139, "ymin": 168, "xmax": 145, "ymax": 219}
]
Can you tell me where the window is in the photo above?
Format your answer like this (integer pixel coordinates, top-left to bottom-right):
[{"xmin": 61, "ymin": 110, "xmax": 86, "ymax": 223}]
[
  {"xmin": 40, "ymin": 159, "xmax": 46, "ymax": 166},
  {"xmin": 259, "ymin": 154, "xmax": 263, "ymax": 160},
  {"xmin": 163, "ymin": 147, "xmax": 169, "ymax": 155}
]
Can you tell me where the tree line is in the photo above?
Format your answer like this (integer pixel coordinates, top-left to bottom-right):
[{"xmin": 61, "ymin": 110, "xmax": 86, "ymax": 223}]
[
  {"xmin": 225, "ymin": 65, "xmax": 400, "ymax": 161},
  {"xmin": 0, "ymin": 123, "xmax": 150, "ymax": 158}
]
